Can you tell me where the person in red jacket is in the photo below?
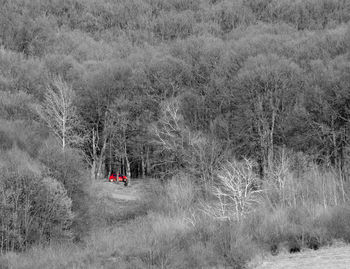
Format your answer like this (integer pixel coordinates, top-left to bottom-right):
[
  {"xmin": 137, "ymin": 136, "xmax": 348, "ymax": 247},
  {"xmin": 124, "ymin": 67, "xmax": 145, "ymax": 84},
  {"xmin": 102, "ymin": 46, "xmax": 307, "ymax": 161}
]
[
  {"xmin": 109, "ymin": 173, "xmax": 117, "ymax": 182},
  {"xmin": 118, "ymin": 173, "xmax": 128, "ymax": 186}
]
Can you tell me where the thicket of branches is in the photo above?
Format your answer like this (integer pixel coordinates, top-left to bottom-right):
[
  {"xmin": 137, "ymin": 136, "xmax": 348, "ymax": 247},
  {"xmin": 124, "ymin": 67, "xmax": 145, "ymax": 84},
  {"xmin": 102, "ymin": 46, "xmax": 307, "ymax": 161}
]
[{"xmin": 1, "ymin": 0, "xmax": 350, "ymax": 253}]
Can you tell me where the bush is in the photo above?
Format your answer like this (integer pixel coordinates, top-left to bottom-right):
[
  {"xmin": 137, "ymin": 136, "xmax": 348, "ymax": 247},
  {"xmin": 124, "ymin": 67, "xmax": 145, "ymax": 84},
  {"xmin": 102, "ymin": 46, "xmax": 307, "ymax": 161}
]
[
  {"xmin": 0, "ymin": 128, "xmax": 13, "ymax": 151},
  {"xmin": 37, "ymin": 140, "xmax": 90, "ymax": 239},
  {"xmin": 38, "ymin": 140, "xmax": 86, "ymax": 199},
  {"xmin": 321, "ymin": 205, "xmax": 350, "ymax": 243},
  {"xmin": 211, "ymin": 221, "xmax": 257, "ymax": 268},
  {"xmin": 243, "ymin": 201, "xmax": 350, "ymax": 255},
  {"xmin": 147, "ymin": 174, "xmax": 196, "ymax": 214},
  {"xmin": 0, "ymin": 148, "xmax": 73, "ymax": 252},
  {"xmin": 0, "ymin": 91, "xmax": 35, "ymax": 121},
  {"xmin": 34, "ymin": 177, "xmax": 74, "ymax": 241},
  {"xmin": 201, "ymin": 153, "xmax": 348, "ymax": 254},
  {"xmin": 245, "ymin": 206, "xmax": 301, "ymax": 253},
  {"xmin": 0, "ymin": 120, "xmax": 48, "ymax": 159}
]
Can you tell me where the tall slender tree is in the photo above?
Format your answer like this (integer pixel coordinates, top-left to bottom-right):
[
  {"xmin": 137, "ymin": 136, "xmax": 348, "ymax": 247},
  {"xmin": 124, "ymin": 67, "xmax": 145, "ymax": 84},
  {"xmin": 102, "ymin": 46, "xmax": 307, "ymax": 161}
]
[{"xmin": 37, "ymin": 76, "xmax": 79, "ymax": 151}]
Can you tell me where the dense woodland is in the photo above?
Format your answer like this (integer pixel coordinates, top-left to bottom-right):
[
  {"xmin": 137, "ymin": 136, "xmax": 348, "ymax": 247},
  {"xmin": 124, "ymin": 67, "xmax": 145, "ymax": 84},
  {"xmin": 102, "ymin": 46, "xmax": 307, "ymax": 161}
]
[{"xmin": 1, "ymin": 0, "xmax": 350, "ymax": 267}]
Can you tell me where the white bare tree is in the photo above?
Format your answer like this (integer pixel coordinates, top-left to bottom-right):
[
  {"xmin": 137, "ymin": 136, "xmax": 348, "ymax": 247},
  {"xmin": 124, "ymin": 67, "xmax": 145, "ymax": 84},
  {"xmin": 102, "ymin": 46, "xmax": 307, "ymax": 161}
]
[
  {"xmin": 37, "ymin": 76, "xmax": 79, "ymax": 151},
  {"xmin": 202, "ymin": 159, "xmax": 263, "ymax": 221},
  {"xmin": 153, "ymin": 98, "xmax": 185, "ymax": 151}
]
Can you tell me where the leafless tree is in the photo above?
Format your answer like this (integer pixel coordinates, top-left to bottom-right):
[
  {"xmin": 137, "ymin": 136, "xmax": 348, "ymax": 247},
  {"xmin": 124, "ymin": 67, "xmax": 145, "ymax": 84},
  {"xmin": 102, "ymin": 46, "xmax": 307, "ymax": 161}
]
[
  {"xmin": 37, "ymin": 76, "xmax": 80, "ymax": 151},
  {"xmin": 202, "ymin": 159, "xmax": 263, "ymax": 221}
]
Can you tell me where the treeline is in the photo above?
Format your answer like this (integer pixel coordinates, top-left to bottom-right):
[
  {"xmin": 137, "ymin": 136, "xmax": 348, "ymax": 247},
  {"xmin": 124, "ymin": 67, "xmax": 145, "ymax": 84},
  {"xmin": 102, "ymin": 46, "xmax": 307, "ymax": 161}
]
[{"xmin": 1, "ymin": 0, "xmax": 350, "ymax": 252}]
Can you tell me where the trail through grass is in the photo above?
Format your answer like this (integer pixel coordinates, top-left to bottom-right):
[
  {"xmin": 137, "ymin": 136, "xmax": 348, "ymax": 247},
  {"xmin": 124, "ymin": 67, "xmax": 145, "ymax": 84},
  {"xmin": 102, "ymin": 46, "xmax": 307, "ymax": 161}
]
[{"xmin": 0, "ymin": 179, "xmax": 153, "ymax": 269}]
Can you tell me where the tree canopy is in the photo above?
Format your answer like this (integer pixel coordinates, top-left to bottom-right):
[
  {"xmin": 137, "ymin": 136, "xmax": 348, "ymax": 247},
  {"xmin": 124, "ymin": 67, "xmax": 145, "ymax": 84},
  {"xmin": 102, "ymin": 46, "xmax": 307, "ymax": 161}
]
[{"xmin": 1, "ymin": 0, "xmax": 350, "ymax": 251}]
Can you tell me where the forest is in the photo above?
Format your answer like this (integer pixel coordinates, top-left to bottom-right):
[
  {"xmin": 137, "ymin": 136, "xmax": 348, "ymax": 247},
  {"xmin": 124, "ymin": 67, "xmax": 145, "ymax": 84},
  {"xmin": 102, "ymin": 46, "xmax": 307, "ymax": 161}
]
[{"xmin": 1, "ymin": 0, "xmax": 350, "ymax": 268}]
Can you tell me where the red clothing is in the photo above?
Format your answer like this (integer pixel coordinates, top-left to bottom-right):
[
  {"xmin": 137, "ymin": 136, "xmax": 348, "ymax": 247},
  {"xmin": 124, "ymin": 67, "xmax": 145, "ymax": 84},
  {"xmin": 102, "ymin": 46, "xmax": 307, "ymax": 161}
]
[
  {"xmin": 109, "ymin": 174, "xmax": 117, "ymax": 182},
  {"xmin": 118, "ymin": 175, "xmax": 127, "ymax": 182}
]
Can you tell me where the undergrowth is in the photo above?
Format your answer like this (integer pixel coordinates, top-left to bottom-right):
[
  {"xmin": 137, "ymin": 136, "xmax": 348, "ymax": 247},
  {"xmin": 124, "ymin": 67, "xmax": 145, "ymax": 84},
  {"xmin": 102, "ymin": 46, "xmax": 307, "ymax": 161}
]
[{"xmin": 2, "ymin": 162, "xmax": 350, "ymax": 269}]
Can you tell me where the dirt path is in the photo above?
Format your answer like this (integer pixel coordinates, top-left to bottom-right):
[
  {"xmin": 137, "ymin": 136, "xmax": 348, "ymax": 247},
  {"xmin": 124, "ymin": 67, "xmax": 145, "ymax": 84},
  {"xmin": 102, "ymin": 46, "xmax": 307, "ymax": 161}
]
[
  {"xmin": 103, "ymin": 181, "xmax": 141, "ymax": 201},
  {"xmin": 252, "ymin": 243, "xmax": 350, "ymax": 269},
  {"xmin": 94, "ymin": 179, "xmax": 144, "ymax": 201},
  {"xmin": 88, "ymin": 178, "xmax": 152, "ymax": 225}
]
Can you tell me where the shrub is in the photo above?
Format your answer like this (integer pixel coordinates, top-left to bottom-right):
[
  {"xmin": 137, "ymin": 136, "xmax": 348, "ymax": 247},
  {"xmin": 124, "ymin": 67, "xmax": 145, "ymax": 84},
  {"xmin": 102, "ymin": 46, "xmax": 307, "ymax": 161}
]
[
  {"xmin": 244, "ymin": 202, "xmax": 339, "ymax": 254},
  {"xmin": 34, "ymin": 177, "xmax": 74, "ymax": 241},
  {"xmin": 0, "ymin": 128, "xmax": 13, "ymax": 151},
  {"xmin": 0, "ymin": 120, "xmax": 47, "ymax": 159},
  {"xmin": 321, "ymin": 205, "xmax": 350, "ymax": 243},
  {"xmin": 165, "ymin": 174, "xmax": 196, "ymax": 211},
  {"xmin": 37, "ymin": 140, "xmax": 90, "ymax": 239},
  {"xmin": 147, "ymin": 174, "xmax": 196, "ymax": 214},
  {"xmin": 211, "ymin": 221, "xmax": 257, "ymax": 268},
  {"xmin": 0, "ymin": 91, "xmax": 35, "ymax": 121},
  {"xmin": 38, "ymin": 140, "xmax": 86, "ymax": 199},
  {"xmin": 0, "ymin": 148, "xmax": 73, "ymax": 252}
]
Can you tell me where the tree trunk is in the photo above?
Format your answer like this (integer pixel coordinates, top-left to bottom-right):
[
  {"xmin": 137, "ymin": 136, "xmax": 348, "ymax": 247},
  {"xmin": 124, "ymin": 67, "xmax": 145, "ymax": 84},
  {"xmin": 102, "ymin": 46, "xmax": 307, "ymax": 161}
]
[
  {"xmin": 108, "ymin": 140, "xmax": 112, "ymax": 176},
  {"xmin": 141, "ymin": 146, "xmax": 146, "ymax": 178},
  {"xmin": 125, "ymin": 142, "xmax": 131, "ymax": 183},
  {"xmin": 267, "ymin": 109, "xmax": 276, "ymax": 174},
  {"xmin": 146, "ymin": 145, "xmax": 150, "ymax": 176},
  {"xmin": 121, "ymin": 156, "xmax": 124, "ymax": 175},
  {"xmin": 91, "ymin": 129, "xmax": 97, "ymax": 180},
  {"xmin": 97, "ymin": 136, "xmax": 107, "ymax": 180},
  {"xmin": 257, "ymin": 119, "xmax": 269, "ymax": 179}
]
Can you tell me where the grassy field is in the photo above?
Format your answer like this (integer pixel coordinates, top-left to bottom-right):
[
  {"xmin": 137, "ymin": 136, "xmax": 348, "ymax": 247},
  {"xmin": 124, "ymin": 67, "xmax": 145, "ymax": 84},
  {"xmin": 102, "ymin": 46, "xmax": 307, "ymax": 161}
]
[{"xmin": 1, "ymin": 169, "xmax": 350, "ymax": 269}]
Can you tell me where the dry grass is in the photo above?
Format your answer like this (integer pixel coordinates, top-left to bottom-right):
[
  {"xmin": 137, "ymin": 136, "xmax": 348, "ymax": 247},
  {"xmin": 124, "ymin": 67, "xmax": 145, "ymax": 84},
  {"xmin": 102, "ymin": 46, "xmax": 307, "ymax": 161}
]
[
  {"xmin": 243, "ymin": 157, "xmax": 350, "ymax": 255},
  {"xmin": 3, "ymin": 159, "xmax": 350, "ymax": 269},
  {"xmin": 146, "ymin": 174, "xmax": 197, "ymax": 215},
  {"xmin": 1, "ymin": 176, "xmax": 258, "ymax": 269},
  {"xmin": 0, "ymin": 243, "xmax": 83, "ymax": 269}
]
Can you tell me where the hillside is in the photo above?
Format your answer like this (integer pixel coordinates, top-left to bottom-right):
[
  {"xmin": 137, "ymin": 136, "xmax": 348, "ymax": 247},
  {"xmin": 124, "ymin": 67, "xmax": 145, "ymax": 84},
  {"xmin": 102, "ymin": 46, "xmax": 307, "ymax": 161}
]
[{"xmin": 1, "ymin": 0, "xmax": 350, "ymax": 268}]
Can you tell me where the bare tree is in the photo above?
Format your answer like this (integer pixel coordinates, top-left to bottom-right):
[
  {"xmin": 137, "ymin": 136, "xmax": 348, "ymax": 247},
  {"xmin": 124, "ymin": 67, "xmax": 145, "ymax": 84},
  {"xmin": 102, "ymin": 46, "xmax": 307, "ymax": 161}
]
[
  {"xmin": 151, "ymin": 98, "xmax": 194, "ymax": 177},
  {"xmin": 152, "ymin": 98, "xmax": 225, "ymax": 186},
  {"xmin": 236, "ymin": 54, "xmax": 301, "ymax": 178},
  {"xmin": 202, "ymin": 159, "xmax": 262, "ymax": 221},
  {"xmin": 37, "ymin": 76, "xmax": 79, "ymax": 151},
  {"xmin": 109, "ymin": 101, "xmax": 132, "ymax": 181},
  {"xmin": 153, "ymin": 98, "xmax": 185, "ymax": 152}
]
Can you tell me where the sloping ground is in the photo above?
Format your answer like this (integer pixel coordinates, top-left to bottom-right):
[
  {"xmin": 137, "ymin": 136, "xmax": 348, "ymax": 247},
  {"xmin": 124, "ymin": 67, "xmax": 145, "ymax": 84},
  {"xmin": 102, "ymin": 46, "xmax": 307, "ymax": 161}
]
[
  {"xmin": 95, "ymin": 178, "xmax": 156, "ymax": 201},
  {"xmin": 98, "ymin": 181, "xmax": 141, "ymax": 201},
  {"xmin": 252, "ymin": 243, "xmax": 350, "ymax": 269},
  {"xmin": 88, "ymin": 178, "xmax": 153, "ymax": 225},
  {"xmin": 0, "ymin": 179, "xmax": 156, "ymax": 269}
]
